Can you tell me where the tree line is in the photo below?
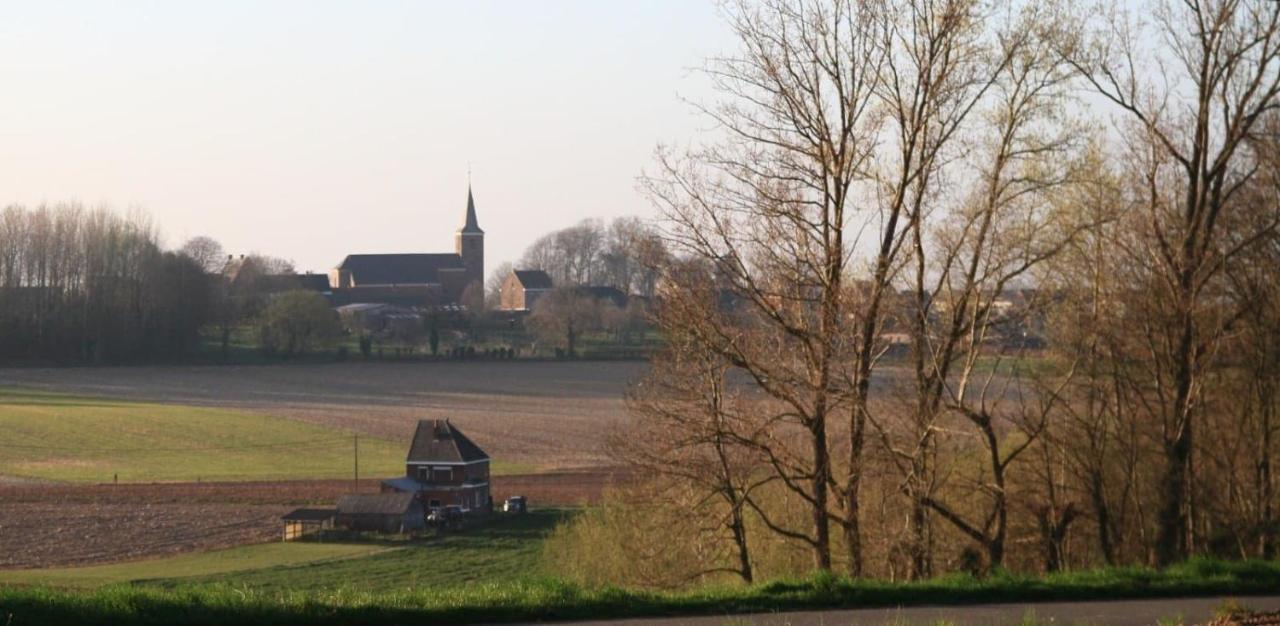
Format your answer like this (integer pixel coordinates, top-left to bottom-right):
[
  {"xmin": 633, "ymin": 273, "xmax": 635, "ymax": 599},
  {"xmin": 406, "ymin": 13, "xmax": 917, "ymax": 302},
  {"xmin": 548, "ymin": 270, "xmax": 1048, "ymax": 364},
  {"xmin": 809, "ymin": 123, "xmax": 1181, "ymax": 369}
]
[
  {"xmin": 0, "ymin": 204, "xmax": 211, "ymax": 363},
  {"xmin": 547, "ymin": 0, "xmax": 1280, "ymax": 587}
]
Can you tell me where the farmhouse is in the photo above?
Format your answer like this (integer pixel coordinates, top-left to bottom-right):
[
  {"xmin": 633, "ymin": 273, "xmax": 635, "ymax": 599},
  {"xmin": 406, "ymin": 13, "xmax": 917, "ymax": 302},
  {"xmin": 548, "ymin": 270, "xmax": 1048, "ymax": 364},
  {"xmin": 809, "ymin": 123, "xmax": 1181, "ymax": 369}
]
[
  {"xmin": 334, "ymin": 493, "xmax": 425, "ymax": 533},
  {"xmin": 381, "ymin": 419, "xmax": 491, "ymax": 512},
  {"xmin": 328, "ymin": 187, "xmax": 484, "ymax": 308}
]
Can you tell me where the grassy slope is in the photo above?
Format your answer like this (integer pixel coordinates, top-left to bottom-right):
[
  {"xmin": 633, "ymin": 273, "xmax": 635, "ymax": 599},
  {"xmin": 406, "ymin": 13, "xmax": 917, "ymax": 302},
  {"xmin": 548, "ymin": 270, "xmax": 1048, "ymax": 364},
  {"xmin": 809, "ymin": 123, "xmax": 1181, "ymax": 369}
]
[
  {"xmin": 180, "ymin": 509, "xmax": 569, "ymax": 592},
  {"xmin": 0, "ymin": 388, "xmax": 409, "ymax": 482},
  {"xmin": 0, "ymin": 509, "xmax": 566, "ymax": 593},
  {"xmin": 2, "ymin": 559, "xmax": 1279, "ymax": 626},
  {"xmin": 0, "ymin": 544, "xmax": 389, "ymax": 589}
]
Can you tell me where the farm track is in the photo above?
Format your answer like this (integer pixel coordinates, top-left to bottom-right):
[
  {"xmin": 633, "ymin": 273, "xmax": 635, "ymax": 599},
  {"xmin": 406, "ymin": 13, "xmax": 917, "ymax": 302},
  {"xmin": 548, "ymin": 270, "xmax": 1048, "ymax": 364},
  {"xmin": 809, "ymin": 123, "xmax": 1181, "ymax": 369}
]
[{"xmin": 0, "ymin": 470, "xmax": 620, "ymax": 569}]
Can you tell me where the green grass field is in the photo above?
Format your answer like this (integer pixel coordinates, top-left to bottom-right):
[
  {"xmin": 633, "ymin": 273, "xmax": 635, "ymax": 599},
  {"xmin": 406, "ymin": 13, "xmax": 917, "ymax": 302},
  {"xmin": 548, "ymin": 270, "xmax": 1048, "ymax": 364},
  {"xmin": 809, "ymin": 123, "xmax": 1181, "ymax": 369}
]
[
  {"xmin": 0, "ymin": 509, "xmax": 568, "ymax": 593},
  {"xmin": 0, "ymin": 388, "xmax": 410, "ymax": 482},
  {"xmin": 2, "ymin": 558, "xmax": 1278, "ymax": 626},
  {"xmin": 0, "ymin": 544, "xmax": 389, "ymax": 589},
  {"xmin": 185, "ymin": 509, "xmax": 569, "ymax": 591}
]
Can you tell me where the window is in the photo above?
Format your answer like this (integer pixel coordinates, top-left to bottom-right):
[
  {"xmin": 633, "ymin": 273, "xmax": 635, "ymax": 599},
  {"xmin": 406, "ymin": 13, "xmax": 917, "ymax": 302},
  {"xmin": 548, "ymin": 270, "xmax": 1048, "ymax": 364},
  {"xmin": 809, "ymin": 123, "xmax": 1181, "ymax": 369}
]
[{"xmin": 433, "ymin": 467, "xmax": 452, "ymax": 481}]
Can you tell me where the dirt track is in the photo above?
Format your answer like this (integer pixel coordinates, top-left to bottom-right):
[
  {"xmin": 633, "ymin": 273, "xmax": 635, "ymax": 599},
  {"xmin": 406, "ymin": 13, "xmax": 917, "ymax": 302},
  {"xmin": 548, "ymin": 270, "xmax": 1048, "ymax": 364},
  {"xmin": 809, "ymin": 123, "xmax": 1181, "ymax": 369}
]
[{"xmin": 0, "ymin": 471, "xmax": 620, "ymax": 569}]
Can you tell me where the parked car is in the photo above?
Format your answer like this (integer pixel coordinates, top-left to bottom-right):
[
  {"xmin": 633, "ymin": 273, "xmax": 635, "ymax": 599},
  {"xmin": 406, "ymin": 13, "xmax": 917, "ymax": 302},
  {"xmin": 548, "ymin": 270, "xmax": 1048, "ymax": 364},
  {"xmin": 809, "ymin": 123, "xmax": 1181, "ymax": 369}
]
[
  {"xmin": 503, "ymin": 496, "xmax": 527, "ymax": 514},
  {"xmin": 430, "ymin": 501, "xmax": 471, "ymax": 527}
]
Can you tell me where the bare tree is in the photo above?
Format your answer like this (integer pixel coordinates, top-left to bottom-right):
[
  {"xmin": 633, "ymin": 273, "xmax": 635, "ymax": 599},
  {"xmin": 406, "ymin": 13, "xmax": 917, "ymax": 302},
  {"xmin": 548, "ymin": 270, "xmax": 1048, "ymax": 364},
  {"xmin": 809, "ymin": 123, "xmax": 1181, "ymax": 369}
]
[
  {"xmin": 179, "ymin": 235, "xmax": 225, "ymax": 273},
  {"xmin": 1061, "ymin": 0, "xmax": 1280, "ymax": 565},
  {"xmin": 616, "ymin": 292, "xmax": 764, "ymax": 582}
]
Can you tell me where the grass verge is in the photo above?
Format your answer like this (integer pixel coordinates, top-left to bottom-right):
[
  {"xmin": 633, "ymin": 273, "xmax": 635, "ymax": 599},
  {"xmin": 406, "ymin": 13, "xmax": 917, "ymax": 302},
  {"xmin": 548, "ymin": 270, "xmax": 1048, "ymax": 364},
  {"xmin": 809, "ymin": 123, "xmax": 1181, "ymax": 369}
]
[{"xmin": 1, "ymin": 558, "xmax": 1277, "ymax": 626}]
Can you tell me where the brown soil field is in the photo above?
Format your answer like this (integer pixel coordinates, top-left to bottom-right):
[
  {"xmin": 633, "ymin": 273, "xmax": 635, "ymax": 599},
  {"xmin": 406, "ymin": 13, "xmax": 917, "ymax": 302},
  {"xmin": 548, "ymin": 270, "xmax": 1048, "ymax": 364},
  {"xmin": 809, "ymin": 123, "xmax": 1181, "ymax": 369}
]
[
  {"xmin": 0, "ymin": 360, "xmax": 646, "ymax": 470},
  {"xmin": 0, "ymin": 471, "xmax": 619, "ymax": 569}
]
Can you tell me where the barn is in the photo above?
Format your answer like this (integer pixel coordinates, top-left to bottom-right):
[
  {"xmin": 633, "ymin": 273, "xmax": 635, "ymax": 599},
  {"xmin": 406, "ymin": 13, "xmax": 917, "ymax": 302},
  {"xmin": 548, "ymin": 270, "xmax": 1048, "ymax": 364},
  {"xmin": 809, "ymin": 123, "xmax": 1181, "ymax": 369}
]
[{"xmin": 334, "ymin": 493, "xmax": 425, "ymax": 533}]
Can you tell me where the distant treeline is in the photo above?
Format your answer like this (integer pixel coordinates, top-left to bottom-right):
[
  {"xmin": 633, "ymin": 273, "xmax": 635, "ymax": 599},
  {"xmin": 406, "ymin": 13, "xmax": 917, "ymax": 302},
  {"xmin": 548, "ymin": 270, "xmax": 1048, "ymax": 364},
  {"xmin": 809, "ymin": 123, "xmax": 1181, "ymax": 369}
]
[{"xmin": 0, "ymin": 204, "xmax": 211, "ymax": 364}]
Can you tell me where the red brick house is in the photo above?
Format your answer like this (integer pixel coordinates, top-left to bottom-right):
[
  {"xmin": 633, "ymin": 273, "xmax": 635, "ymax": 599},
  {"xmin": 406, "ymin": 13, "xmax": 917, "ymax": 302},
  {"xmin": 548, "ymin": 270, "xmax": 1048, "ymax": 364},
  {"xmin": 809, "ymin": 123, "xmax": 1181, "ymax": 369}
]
[{"xmin": 381, "ymin": 419, "xmax": 491, "ymax": 513}]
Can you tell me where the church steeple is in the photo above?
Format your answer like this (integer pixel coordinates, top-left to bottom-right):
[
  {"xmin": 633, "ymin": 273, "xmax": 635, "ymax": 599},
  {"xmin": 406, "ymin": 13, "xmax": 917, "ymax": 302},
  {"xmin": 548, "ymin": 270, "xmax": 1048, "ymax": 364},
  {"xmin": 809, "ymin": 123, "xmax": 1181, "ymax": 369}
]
[
  {"xmin": 455, "ymin": 183, "xmax": 485, "ymax": 304},
  {"xmin": 460, "ymin": 185, "xmax": 483, "ymax": 234}
]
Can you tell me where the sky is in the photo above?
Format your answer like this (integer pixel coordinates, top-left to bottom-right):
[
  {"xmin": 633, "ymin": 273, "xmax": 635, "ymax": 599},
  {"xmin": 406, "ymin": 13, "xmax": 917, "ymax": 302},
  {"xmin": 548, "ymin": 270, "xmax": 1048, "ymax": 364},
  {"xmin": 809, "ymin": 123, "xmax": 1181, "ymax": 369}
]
[{"xmin": 0, "ymin": 2, "xmax": 733, "ymax": 273}]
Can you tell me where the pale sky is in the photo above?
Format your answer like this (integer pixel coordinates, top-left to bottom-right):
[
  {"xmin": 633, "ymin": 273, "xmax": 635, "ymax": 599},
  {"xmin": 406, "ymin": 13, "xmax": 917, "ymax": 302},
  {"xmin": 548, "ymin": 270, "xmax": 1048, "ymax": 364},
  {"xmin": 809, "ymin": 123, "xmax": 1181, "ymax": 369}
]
[{"xmin": 0, "ymin": 2, "xmax": 731, "ymax": 273}]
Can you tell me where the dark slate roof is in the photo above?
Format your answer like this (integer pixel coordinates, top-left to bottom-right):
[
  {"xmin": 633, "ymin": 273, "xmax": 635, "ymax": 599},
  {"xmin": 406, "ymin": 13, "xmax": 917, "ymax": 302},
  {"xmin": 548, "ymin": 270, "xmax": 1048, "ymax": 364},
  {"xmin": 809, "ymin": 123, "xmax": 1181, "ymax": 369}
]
[
  {"xmin": 460, "ymin": 186, "xmax": 483, "ymax": 234},
  {"xmin": 337, "ymin": 253, "xmax": 465, "ymax": 285},
  {"xmin": 295, "ymin": 273, "xmax": 331, "ymax": 292},
  {"xmin": 570, "ymin": 285, "xmax": 629, "ymax": 308},
  {"xmin": 336, "ymin": 493, "xmax": 418, "ymax": 516},
  {"xmin": 513, "ymin": 270, "xmax": 553, "ymax": 290},
  {"xmin": 282, "ymin": 507, "xmax": 336, "ymax": 521},
  {"xmin": 407, "ymin": 419, "xmax": 489, "ymax": 464}
]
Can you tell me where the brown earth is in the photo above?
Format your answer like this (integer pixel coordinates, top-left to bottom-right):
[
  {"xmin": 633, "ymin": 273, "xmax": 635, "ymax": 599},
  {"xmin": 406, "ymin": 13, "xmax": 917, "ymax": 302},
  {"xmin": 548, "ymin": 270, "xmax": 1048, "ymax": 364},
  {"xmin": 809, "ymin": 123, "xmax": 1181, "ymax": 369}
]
[
  {"xmin": 0, "ymin": 361, "xmax": 645, "ymax": 469},
  {"xmin": 0, "ymin": 470, "xmax": 619, "ymax": 569}
]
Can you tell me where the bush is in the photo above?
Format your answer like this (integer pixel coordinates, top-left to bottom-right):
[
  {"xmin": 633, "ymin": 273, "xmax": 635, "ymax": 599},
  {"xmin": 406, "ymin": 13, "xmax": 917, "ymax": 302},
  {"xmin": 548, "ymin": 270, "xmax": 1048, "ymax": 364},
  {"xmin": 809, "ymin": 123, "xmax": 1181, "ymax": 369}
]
[{"xmin": 257, "ymin": 291, "xmax": 342, "ymax": 357}]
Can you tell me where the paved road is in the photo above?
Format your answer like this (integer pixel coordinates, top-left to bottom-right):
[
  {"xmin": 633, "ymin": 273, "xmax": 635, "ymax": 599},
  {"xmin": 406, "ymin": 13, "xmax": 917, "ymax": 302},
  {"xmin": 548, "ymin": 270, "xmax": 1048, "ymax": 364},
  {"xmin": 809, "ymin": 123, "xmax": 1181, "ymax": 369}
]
[{"xmin": 531, "ymin": 595, "xmax": 1280, "ymax": 626}]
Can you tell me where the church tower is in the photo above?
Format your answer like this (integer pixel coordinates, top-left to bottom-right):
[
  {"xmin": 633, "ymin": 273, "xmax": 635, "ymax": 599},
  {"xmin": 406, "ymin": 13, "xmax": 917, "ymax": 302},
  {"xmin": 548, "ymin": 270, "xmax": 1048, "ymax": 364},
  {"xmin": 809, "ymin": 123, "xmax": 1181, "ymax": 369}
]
[{"xmin": 455, "ymin": 185, "xmax": 484, "ymax": 301}]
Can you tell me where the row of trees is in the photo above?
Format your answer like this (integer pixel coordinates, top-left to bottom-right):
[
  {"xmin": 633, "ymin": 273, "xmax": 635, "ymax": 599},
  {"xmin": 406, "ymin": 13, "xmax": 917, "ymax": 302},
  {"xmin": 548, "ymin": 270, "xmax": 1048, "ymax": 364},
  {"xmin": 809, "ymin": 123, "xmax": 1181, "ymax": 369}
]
[
  {"xmin": 0, "ymin": 205, "xmax": 212, "ymax": 363},
  {"xmin": 509, "ymin": 216, "xmax": 666, "ymax": 298},
  {"xmin": 550, "ymin": 0, "xmax": 1280, "ymax": 585}
]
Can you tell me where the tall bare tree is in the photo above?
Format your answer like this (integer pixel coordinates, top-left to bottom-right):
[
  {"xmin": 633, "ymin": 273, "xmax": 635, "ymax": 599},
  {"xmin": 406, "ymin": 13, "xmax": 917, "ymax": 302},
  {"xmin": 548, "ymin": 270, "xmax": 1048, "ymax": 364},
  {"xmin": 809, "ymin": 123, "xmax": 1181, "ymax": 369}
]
[{"xmin": 1061, "ymin": 0, "xmax": 1280, "ymax": 565}]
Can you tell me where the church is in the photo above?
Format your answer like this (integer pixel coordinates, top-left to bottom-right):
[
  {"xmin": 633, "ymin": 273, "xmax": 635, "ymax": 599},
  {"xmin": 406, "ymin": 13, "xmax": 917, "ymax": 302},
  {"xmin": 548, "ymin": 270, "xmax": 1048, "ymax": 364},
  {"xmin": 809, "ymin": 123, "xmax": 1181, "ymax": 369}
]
[{"xmin": 327, "ymin": 187, "xmax": 484, "ymax": 308}]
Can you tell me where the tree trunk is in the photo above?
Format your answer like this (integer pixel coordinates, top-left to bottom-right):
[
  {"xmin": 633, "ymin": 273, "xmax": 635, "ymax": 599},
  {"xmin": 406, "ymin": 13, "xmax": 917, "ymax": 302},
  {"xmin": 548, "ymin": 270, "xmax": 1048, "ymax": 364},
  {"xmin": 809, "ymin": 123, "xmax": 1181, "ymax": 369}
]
[
  {"xmin": 729, "ymin": 499, "xmax": 753, "ymax": 583},
  {"xmin": 811, "ymin": 415, "xmax": 832, "ymax": 571}
]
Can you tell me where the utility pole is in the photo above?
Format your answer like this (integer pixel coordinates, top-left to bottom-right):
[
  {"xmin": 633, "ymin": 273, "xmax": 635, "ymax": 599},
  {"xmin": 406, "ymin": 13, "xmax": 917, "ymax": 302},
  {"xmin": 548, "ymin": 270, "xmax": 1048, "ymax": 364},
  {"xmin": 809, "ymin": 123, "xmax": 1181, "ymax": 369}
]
[{"xmin": 353, "ymin": 434, "xmax": 359, "ymax": 493}]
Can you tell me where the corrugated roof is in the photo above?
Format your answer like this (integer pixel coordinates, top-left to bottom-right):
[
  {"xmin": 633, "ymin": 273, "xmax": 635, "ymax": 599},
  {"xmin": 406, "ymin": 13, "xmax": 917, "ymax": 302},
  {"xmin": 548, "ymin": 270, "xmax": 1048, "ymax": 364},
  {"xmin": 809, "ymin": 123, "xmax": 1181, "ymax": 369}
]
[
  {"xmin": 406, "ymin": 419, "xmax": 489, "ymax": 464},
  {"xmin": 337, "ymin": 254, "xmax": 465, "ymax": 286},
  {"xmin": 282, "ymin": 508, "xmax": 336, "ymax": 521},
  {"xmin": 336, "ymin": 493, "xmax": 418, "ymax": 516},
  {"xmin": 513, "ymin": 270, "xmax": 553, "ymax": 289}
]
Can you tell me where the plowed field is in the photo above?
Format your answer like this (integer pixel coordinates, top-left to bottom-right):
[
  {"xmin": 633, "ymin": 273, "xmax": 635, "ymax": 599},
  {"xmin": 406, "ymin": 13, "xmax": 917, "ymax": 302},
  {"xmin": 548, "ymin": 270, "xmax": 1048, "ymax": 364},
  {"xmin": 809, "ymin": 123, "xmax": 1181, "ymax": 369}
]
[{"xmin": 0, "ymin": 471, "xmax": 618, "ymax": 569}]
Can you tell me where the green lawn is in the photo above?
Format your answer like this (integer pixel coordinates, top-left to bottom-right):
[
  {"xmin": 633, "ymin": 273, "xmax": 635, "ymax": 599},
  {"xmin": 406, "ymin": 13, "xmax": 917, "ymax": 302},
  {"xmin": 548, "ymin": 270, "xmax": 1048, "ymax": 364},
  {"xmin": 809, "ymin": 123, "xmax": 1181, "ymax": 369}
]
[
  {"xmin": 178, "ymin": 508, "xmax": 570, "ymax": 592},
  {"xmin": 0, "ymin": 509, "xmax": 568, "ymax": 593},
  {"xmin": 0, "ymin": 388, "xmax": 408, "ymax": 482},
  {"xmin": 0, "ymin": 543, "xmax": 389, "ymax": 589},
  {"xmin": 2, "ymin": 558, "xmax": 1278, "ymax": 626}
]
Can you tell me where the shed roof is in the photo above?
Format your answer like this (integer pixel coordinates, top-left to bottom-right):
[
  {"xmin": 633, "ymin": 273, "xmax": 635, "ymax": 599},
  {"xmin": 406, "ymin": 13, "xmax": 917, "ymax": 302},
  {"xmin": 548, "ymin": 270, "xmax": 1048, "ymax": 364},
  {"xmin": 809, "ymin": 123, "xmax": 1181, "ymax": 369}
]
[
  {"xmin": 336, "ymin": 493, "xmax": 418, "ymax": 516},
  {"xmin": 512, "ymin": 269, "xmax": 553, "ymax": 290},
  {"xmin": 336, "ymin": 253, "xmax": 465, "ymax": 286},
  {"xmin": 407, "ymin": 419, "xmax": 489, "ymax": 464},
  {"xmin": 282, "ymin": 508, "xmax": 337, "ymax": 522}
]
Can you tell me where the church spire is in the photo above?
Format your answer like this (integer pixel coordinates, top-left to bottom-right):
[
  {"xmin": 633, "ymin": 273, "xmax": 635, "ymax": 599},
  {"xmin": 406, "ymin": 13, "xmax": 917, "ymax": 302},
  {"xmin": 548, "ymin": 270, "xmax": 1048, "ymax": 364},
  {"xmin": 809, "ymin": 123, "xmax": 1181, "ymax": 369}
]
[{"xmin": 460, "ymin": 184, "xmax": 483, "ymax": 234}]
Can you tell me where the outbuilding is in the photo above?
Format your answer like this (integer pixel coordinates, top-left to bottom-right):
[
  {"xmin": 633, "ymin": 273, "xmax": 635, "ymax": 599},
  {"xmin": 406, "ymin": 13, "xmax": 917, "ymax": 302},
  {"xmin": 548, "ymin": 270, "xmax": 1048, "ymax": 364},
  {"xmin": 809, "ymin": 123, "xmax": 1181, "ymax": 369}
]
[
  {"xmin": 334, "ymin": 493, "xmax": 425, "ymax": 533},
  {"xmin": 281, "ymin": 508, "xmax": 336, "ymax": 541}
]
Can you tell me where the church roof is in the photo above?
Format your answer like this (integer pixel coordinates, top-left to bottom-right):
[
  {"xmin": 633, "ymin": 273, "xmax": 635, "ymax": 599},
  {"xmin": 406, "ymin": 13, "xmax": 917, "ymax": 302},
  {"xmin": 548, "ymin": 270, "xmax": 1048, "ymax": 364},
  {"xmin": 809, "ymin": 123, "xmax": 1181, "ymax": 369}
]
[
  {"xmin": 512, "ymin": 270, "xmax": 553, "ymax": 290},
  {"xmin": 460, "ymin": 186, "xmax": 483, "ymax": 234},
  {"xmin": 406, "ymin": 419, "xmax": 489, "ymax": 464},
  {"xmin": 336, "ymin": 253, "xmax": 465, "ymax": 286}
]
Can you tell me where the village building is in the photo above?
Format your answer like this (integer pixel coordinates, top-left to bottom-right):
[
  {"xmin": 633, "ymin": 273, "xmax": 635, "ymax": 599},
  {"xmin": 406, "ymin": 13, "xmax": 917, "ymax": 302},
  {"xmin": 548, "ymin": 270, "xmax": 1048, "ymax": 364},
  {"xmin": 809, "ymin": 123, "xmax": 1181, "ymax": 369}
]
[
  {"xmin": 381, "ymin": 418, "xmax": 491, "ymax": 512},
  {"xmin": 334, "ymin": 493, "xmax": 425, "ymax": 533},
  {"xmin": 328, "ymin": 187, "xmax": 484, "ymax": 309},
  {"xmin": 568, "ymin": 285, "xmax": 628, "ymax": 309},
  {"xmin": 498, "ymin": 269, "xmax": 554, "ymax": 311}
]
